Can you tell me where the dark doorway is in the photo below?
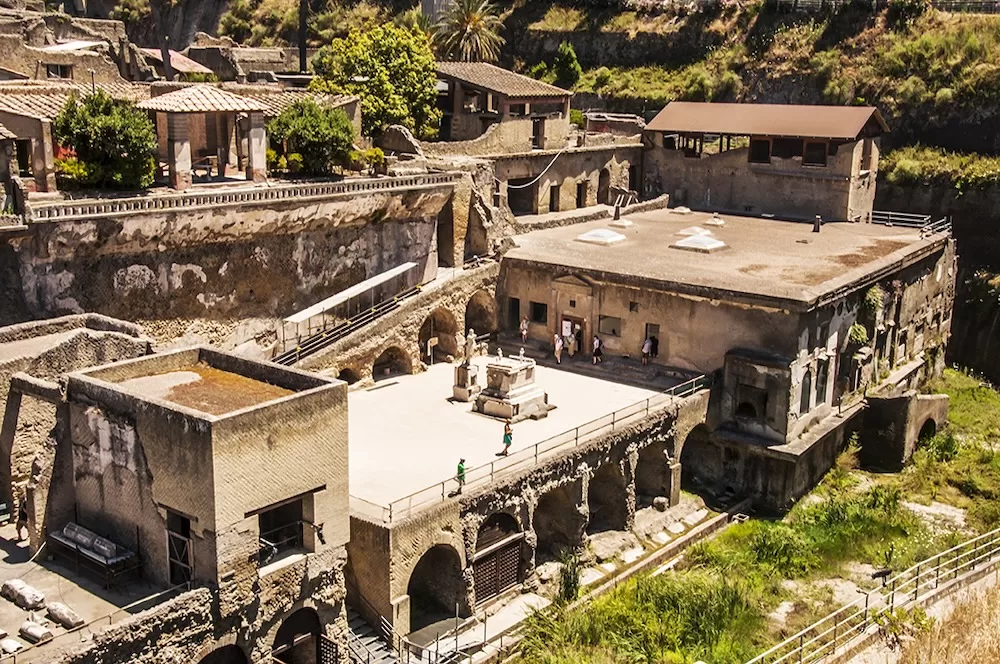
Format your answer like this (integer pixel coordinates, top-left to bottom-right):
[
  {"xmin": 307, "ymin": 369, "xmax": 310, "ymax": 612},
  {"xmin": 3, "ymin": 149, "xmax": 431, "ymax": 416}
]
[
  {"xmin": 166, "ymin": 510, "xmax": 192, "ymax": 585},
  {"xmin": 473, "ymin": 513, "xmax": 523, "ymax": 604},
  {"xmin": 628, "ymin": 164, "xmax": 641, "ymax": 193},
  {"xmin": 507, "ymin": 297, "xmax": 521, "ymax": 330},
  {"xmin": 800, "ymin": 370, "xmax": 812, "ymax": 415},
  {"xmin": 372, "ymin": 347, "xmax": 411, "ymax": 381},
  {"xmin": 635, "ymin": 442, "xmax": 669, "ymax": 506},
  {"xmin": 534, "ymin": 481, "xmax": 585, "ymax": 561},
  {"xmin": 507, "ymin": 178, "xmax": 537, "ymax": 215},
  {"xmin": 466, "ymin": 290, "xmax": 498, "ymax": 335},
  {"xmin": 272, "ymin": 607, "xmax": 322, "ymax": 664},
  {"xmin": 919, "ymin": 419, "xmax": 937, "ymax": 442},
  {"xmin": 437, "ymin": 199, "xmax": 456, "ymax": 268},
  {"xmin": 419, "ymin": 308, "xmax": 459, "ymax": 362},
  {"xmin": 597, "ymin": 169, "xmax": 611, "ymax": 205},
  {"xmin": 587, "ymin": 462, "xmax": 628, "ymax": 534},
  {"xmin": 407, "ymin": 545, "xmax": 466, "ymax": 632},
  {"xmin": 532, "ymin": 119, "xmax": 544, "ymax": 149},
  {"xmin": 198, "ymin": 645, "xmax": 250, "ymax": 664},
  {"xmin": 549, "ymin": 183, "xmax": 560, "ymax": 212},
  {"xmin": 338, "ymin": 368, "xmax": 360, "ymax": 385},
  {"xmin": 576, "ymin": 180, "xmax": 587, "ymax": 208}
]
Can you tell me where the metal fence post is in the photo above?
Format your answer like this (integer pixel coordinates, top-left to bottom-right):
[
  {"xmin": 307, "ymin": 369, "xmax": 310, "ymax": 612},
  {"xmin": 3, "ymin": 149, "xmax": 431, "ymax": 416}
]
[
  {"xmin": 798, "ymin": 634, "xmax": 804, "ymax": 663},
  {"xmin": 935, "ymin": 560, "xmax": 941, "ymax": 589},
  {"xmin": 914, "ymin": 563, "xmax": 920, "ymax": 601},
  {"xmin": 890, "ymin": 578, "xmax": 897, "ymax": 612}
]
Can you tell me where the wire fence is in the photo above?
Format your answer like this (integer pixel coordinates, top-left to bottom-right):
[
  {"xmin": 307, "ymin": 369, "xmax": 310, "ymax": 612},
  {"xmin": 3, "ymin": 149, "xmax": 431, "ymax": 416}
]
[
  {"xmin": 746, "ymin": 525, "xmax": 1000, "ymax": 664},
  {"xmin": 349, "ymin": 374, "xmax": 711, "ymax": 525}
]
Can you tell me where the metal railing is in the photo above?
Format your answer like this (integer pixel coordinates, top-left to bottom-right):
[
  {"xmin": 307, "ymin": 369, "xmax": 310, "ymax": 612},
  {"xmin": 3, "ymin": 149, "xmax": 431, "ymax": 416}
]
[
  {"xmin": 746, "ymin": 525, "xmax": 1000, "ymax": 664},
  {"xmin": 870, "ymin": 211, "xmax": 951, "ymax": 238},
  {"xmin": 28, "ymin": 173, "xmax": 459, "ymax": 222},
  {"xmin": 350, "ymin": 374, "xmax": 711, "ymax": 524}
]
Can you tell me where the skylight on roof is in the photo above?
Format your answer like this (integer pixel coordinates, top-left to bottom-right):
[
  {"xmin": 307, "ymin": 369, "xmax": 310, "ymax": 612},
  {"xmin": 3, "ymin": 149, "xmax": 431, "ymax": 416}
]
[
  {"xmin": 677, "ymin": 226, "xmax": 714, "ymax": 237},
  {"xmin": 609, "ymin": 218, "xmax": 633, "ymax": 228},
  {"xmin": 576, "ymin": 229, "xmax": 627, "ymax": 246},
  {"xmin": 672, "ymin": 235, "xmax": 727, "ymax": 253}
]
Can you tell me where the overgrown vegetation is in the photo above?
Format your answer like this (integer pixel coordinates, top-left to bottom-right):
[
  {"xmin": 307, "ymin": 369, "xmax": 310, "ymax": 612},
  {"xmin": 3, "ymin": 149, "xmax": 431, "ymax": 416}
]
[
  {"xmin": 266, "ymin": 99, "xmax": 356, "ymax": 176},
  {"xmin": 218, "ymin": 0, "xmax": 389, "ymax": 47},
  {"xmin": 883, "ymin": 145, "xmax": 1000, "ymax": 191},
  {"xmin": 435, "ymin": 0, "xmax": 506, "ymax": 62},
  {"xmin": 899, "ymin": 580, "xmax": 1000, "ymax": 663},
  {"xmin": 311, "ymin": 23, "xmax": 440, "ymax": 138},
  {"xmin": 520, "ymin": 441, "xmax": 949, "ymax": 663},
  {"xmin": 53, "ymin": 91, "xmax": 157, "ymax": 190}
]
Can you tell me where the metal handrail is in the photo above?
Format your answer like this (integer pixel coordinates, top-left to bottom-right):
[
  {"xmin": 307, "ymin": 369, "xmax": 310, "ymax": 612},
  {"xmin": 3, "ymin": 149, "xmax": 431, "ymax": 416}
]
[
  {"xmin": 350, "ymin": 374, "xmax": 711, "ymax": 525},
  {"xmin": 746, "ymin": 526, "xmax": 1000, "ymax": 664}
]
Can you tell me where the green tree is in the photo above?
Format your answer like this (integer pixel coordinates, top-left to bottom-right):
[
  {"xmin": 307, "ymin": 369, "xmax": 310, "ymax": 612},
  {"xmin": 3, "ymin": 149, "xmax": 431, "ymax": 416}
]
[
  {"xmin": 311, "ymin": 23, "xmax": 441, "ymax": 138},
  {"xmin": 53, "ymin": 91, "xmax": 157, "ymax": 190},
  {"xmin": 267, "ymin": 99, "xmax": 356, "ymax": 176},
  {"xmin": 552, "ymin": 41, "xmax": 582, "ymax": 89},
  {"xmin": 435, "ymin": 0, "xmax": 505, "ymax": 63}
]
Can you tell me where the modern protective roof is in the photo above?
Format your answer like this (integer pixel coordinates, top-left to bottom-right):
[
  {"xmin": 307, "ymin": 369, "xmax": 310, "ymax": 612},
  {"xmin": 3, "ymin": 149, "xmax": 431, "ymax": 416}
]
[
  {"xmin": 137, "ymin": 85, "xmax": 267, "ymax": 113},
  {"xmin": 138, "ymin": 48, "xmax": 214, "ymax": 75},
  {"xmin": 231, "ymin": 87, "xmax": 355, "ymax": 118},
  {"xmin": 646, "ymin": 102, "xmax": 888, "ymax": 140},
  {"xmin": 436, "ymin": 62, "xmax": 571, "ymax": 99}
]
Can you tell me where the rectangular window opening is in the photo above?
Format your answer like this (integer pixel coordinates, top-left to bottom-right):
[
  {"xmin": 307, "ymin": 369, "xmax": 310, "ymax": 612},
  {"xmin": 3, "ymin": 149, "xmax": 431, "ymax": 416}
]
[
  {"xmin": 529, "ymin": 301, "xmax": 547, "ymax": 324},
  {"xmin": 576, "ymin": 181, "xmax": 587, "ymax": 208},
  {"xmin": 46, "ymin": 64, "xmax": 72, "ymax": 80},
  {"xmin": 749, "ymin": 138, "xmax": 771, "ymax": 164},
  {"xmin": 629, "ymin": 301, "xmax": 639, "ymax": 313},
  {"xmin": 598, "ymin": 315, "xmax": 621, "ymax": 337},
  {"xmin": 258, "ymin": 499, "xmax": 304, "ymax": 565},
  {"xmin": 804, "ymin": 141, "xmax": 828, "ymax": 167}
]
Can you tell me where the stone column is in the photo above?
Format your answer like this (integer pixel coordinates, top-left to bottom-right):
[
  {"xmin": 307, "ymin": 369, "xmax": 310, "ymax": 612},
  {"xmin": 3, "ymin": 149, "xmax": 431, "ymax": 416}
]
[
  {"xmin": 166, "ymin": 112, "xmax": 193, "ymax": 190},
  {"xmin": 34, "ymin": 121, "xmax": 57, "ymax": 192},
  {"xmin": 246, "ymin": 111, "xmax": 267, "ymax": 183},
  {"xmin": 0, "ymin": 388, "xmax": 22, "ymax": 508},
  {"xmin": 667, "ymin": 458, "xmax": 682, "ymax": 507},
  {"xmin": 215, "ymin": 112, "xmax": 230, "ymax": 178}
]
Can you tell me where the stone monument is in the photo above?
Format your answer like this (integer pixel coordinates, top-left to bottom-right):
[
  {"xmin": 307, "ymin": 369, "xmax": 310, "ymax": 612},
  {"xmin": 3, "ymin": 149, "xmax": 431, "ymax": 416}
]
[
  {"xmin": 453, "ymin": 329, "xmax": 483, "ymax": 401},
  {"xmin": 473, "ymin": 349, "xmax": 553, "ymax": 421}
]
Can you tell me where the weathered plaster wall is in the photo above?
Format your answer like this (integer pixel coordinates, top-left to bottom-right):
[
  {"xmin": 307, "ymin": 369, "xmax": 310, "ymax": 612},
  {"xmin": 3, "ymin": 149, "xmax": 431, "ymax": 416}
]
[
  {"xmin": 424, "ymin": 117, "xmax": 572, "ymax": 157},
  {"xmin": 643, "ymin": 139, "xmax": 876, "ymax": 222}
]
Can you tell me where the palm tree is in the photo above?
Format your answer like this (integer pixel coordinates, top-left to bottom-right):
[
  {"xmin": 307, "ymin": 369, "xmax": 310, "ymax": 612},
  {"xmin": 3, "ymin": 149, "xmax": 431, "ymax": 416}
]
[{"xmin": 435, "ymin": 0, "xmax": 506, "ymax": 63}]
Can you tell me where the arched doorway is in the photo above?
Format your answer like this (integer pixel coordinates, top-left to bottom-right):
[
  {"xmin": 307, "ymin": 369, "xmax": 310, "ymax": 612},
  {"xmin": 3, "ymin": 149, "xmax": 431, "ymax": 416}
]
[
  {"xmin": 407, "ymin": 544, "xmax": 466, "ymax": 633},
  {"xmin": 919, "ymin": 418, "xmax": 937, "ymax": 441},
  {"xmin": 473, "ymin": 513, "xmax": 523, "ymax": 604},
  {"xmin": 587, "ymin": 462, "xmax": 628, "ymax": 534},
  {"xmin": 419, "ymin": 308, "xmax": 459, "ymax": 362},
  {"xmin": 597, "ymin": 169, "xmax": 611, "ymax": 205},
  {"xmin": 198, "ymin": 645, "xmax": 250, "ymax": 664},
  {"xmin": 533, "ymin": 481, "xmax": 586, "ymax": 561},
  {"xmin": 272, "ymin": 607, "xmax": 322, "ymax": 664},
  {"xmin": 337, "ymin": 368, "xmax": 360, "ymax": 385},
  {"xmin": 635, "ymin": 442, "xmax": 669, "ymax": 507},
  {"xmin": 372, "ymin": 346, "xmax": 411, "ymax": 381},
  {"xmin": 465, "ymin": 290, "xmax": 498, "ymax": 336}
]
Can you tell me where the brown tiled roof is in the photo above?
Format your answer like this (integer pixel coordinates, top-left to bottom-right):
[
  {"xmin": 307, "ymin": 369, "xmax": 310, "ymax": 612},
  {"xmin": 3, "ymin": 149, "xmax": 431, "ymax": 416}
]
[
  {"xmin": 0, "ymin": 122, "xmax": 15, "ymax": 140},
  {"xmin": 436, "ymin": 62, "xmax": 571, "ymax": 99},
  {"xmin": 0, "ymin": 82, "xmax": 148, "ymax": 120},
  {"xmin": 646, "ymin": 102, "xmax": 888, "ymax": 140},
  {"xmin": 230, "ymin": 88, "xmax": 355, "ymax": 118},
  {"xmin": 137, "ymin": 85, "xmax": 267, "ymax": 113},
  {"xmin": 138, "ymin": 48, "xmax": 214, "ymax": 76}
]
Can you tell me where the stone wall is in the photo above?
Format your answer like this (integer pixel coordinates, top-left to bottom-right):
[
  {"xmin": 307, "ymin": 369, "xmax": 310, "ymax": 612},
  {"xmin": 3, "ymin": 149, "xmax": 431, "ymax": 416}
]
[
  {"xmin": 643, "ymin": 139, "xmax": 878, "ymax": 222},
  {"xmin": 861, "ymin": 391, "xmax": 950, "ymax": 471},
  {"xmin": 5, "ymin": 181, "xmax": 453, "ymax": 349},
  {"xmin": 423, "ymin": 117, "xmax": 572, "ymax": 158}
]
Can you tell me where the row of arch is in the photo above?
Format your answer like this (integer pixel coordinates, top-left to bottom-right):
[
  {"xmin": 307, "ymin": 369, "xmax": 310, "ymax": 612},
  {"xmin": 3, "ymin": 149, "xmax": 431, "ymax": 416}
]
[
  {"xmin": 196, "ymin": 607, "xmax": 324, "ymax": 664},
  {"xmin": 344, "ymin": 289, "xmax": 499, "ymax": 384}
]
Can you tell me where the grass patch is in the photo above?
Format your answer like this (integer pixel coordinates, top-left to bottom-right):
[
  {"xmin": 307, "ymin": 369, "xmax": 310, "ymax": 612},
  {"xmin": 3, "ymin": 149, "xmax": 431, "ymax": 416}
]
[{"xmin": 883, "ymin": 146, "xmax": 1000, "ymax": 192}]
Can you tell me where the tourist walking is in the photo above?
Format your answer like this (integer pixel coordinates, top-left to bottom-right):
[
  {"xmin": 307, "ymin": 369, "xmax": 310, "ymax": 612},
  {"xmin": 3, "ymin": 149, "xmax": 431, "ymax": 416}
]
[
  {"xmin": 15, "ymin": 495, "xmax": 27, "ymax": 542},
  {"xmin": 592, "ymin": 335, "xmax": 603, "ymax": 365},
  {"xmin": 642, "ymin": 336, "xmax": 653, "ymax": 365},
  {"xmin": 553, "ymin": 334, "xmax": 563, "ymax": 364},
  {"xmin": 520, "ymin": 317, "xmax": 529, "ymax": 342},
  {"xmin": 456, "ymin": 458, "xmax": 466, "ymax": 495},
  {"xmin": 498, "ymin": 420, "xmax": 513, "ymax": 456},
  {"xmin": 565, "ymin": 332, "xmax": 576, "ymax": 357}
]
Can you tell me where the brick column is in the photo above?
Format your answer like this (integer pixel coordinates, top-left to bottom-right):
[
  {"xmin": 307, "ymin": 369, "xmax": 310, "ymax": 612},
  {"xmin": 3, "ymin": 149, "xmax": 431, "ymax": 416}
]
[
  {"xmin": 247, "ymin": 111, "xmax": 267, "ymax": 183},
  {"xmin": 34, "ymin": 121, "xmax": 57, "ymax": 192},
  {"xmin": 166, "ymin": 112, "xmax": 192, "ymax": 190}
]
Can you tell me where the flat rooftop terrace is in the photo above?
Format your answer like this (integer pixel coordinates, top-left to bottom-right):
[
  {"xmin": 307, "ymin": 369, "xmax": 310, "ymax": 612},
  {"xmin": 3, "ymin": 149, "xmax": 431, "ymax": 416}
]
[
  {"xmin": 117, "ymin": 364, "xmax": 294, "ymax": 416},
  {"xmin": 505, "ymin": 210, "xmax": 948, "ymax": 306},
  {"xmin": 349, "ymin": 357, "xmax": 678, "ymax": 517}
]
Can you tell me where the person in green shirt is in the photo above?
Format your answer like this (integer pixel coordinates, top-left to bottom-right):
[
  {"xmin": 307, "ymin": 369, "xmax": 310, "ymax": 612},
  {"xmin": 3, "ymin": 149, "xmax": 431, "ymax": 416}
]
[
  {"xmin": 500, "ymin": 420, "xmax": 513, "ymax": 456},
  {"xmin": 456, "ymin": 458, "xmax": 466, "ymax": 494}
]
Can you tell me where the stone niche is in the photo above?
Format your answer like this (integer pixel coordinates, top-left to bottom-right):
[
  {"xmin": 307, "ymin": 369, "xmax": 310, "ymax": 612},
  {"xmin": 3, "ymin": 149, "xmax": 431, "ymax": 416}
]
[{"xmin": 473, "ymin": 355, "xmax": 553, "ymax": 421}]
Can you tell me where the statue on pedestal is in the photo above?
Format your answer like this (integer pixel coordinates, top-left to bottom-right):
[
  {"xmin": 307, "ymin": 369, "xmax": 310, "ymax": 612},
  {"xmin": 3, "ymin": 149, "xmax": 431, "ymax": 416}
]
[{"xmin": 463, "ymin": 329, "xmax": 478, "ymax": 366}]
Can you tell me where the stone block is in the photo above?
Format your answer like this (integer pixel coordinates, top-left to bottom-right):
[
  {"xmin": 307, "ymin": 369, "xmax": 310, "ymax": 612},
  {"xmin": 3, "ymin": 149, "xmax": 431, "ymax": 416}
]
[
  {"xmin": 1, "ymin": 580, "xmax": 44, "ymax": 610},
  {"xmin": 0, "ymin": 638, "xmax": 20, "ymax": 653},
  {"xmin": 18, "ymin": 621, "xmax": 52, "ymax": 644},
  {"xmin": 47, "ymin": 602, "xmax": 84, "ymax": 629},
  {"xmin": 652, "ymin": 496, "xmax": 668, "ymax": 512}
]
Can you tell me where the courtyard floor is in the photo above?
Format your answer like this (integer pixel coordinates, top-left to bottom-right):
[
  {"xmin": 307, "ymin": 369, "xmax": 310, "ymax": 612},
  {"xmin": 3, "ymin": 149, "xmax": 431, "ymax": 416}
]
[{"xmin": 348, "ymin": 356, "xmax": 670, "ymax": 509}]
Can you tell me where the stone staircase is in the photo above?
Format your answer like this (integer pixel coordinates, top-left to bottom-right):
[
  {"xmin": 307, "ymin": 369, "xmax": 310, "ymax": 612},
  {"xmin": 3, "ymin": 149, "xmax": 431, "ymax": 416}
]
[{"xmin": 347, "ymin": 608, "xmax": 398, "ymax": 664}]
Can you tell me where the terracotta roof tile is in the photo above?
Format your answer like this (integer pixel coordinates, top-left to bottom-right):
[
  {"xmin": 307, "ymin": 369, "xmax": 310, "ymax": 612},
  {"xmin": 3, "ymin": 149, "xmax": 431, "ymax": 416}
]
[
  {"xmin": 137, "ymin": 85, "xmax": 267, "ymax": 113},
  {"xmin": 0, "ymin": 82, "xmax": 148, "ymax": 121},
  {"xmin": 0, "ymin": 122, "xmax": 15, "ymax": 140},
  {"xmin": 436, "ymin": 62, "xmax": 571, "ymax": 100},
  {"xmin": 230, "ymin": 88, "xmax": 355, "ymax": 118},
  {"xmin": 646, "ymin": 102, "xmax": 889, "ymax": 140}
]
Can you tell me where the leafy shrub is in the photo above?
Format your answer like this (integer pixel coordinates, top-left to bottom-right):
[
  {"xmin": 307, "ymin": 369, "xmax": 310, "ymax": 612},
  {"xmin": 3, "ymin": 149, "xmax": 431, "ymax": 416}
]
[
  {"xmin": 267, "ymin": 100, "xmax": 355, "ymax": 176},
  {"xmin": 746, "ymin": 523, "xmax": 819, "ymax": 575},
  {"xmin": 528, "ymin": 60, "xmax": 549, "ymax": 80},
  {"xmin": 557, "ymin": 550, "xmax": 581, "ymax": 603},
  {"xmin": 553, "ymin": 41, "xmax": 583, "ymax": 88},
  {"xmin": 919, "ymin": 431, "xmax": 959, "ymax": 462},
  {"xmin": 594, "ymin": 66, "xmax": 613, "ymax": 89},
  {"xmin": 864, "ymin": 285, "xmax": 886, "ymax": 316},
  {"xmin": 887, "ymin": 0, "xmax": 928, "ymax": 30},
  {"xmin": 848, "ymin": 322, "xmax": 870, "ymax": 346},
  {"xmin": 53, "ymin": 91, "xmax": 156, "ymax": 190},
  {"xmin": 286, "ymin": 153, "xmax": 303, "ymax": 174},
  {"xmin": 569, "ymin": 108, "xmax": 586, "ymax": 127},
  {"xmin": 362, "ymin": 147, "xmax": 385, "ymax": 175}
]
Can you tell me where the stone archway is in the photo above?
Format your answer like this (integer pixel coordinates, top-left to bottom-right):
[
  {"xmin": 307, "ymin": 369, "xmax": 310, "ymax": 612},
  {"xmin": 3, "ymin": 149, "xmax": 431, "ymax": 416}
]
[
  {"xmin": 419, "ymin": 308, "xmax": 459, "ymax": 362},
  {"xmin": 272, "ymin": 607, "xmax": 322, "ymax": 664},
  {"xmin": 533, "ymin": 481, "xmax": 586, "ymax": 561},
  {"xmin": 587, "ymin": 462, "xmax": 628, "ymax": 534},
  {"xmin": 918, "ymin": 418, "xmax": 937, "ymax": 441},
  {"xmin": 337, "ymin": 367, "xmax": 360, "ymax": 385},
  {"xmin": 198, "ymin": 645, "xmax": 250, "ymax": 664},
  {"xmin": 597, "ymin": 168, "xmax": 611, "ymax": 205},
  {"xmin": 407, "ymin": 544, "xmax": 467, "ymax": 633},
  {"xmin": 465, "ymin": 290, "xmax": 498, "ymax": 335},
  {"xmin": 473, "ymin": 512, "xmax": 523, "ymax": 604},
  {"xmin": 372, "ymin": 346, "xmax": 411, "ymax": 381},
  {"xmin": 635, "ymin": 442, "xmax": 669, "ymax": 507}
]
